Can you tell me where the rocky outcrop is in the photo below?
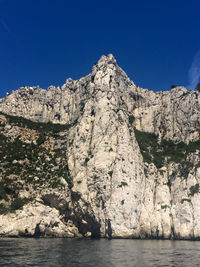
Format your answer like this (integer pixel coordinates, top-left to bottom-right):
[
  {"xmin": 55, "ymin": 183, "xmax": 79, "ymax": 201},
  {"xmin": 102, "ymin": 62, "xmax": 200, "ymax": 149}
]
[
  {"xmin": 0, "ymin": 54, "xmax": 200, "ymax": 239},
  {"xmin": 0, "ymin": 202, "xmax": 79, "ymax": 237}
]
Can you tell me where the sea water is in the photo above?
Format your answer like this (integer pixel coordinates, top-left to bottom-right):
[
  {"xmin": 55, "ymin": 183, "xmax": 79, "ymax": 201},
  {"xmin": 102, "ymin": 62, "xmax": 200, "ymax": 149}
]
[{"xmin": 0, "ymin": 238, "xmax": 199, "ymax": 266}]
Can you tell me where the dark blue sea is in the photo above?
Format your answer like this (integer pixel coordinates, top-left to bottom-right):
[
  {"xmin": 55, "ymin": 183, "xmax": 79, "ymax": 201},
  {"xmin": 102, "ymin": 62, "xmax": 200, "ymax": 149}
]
[{"xmin": 0, "ymin": 238, "xmax": 199, "ymax": 266}]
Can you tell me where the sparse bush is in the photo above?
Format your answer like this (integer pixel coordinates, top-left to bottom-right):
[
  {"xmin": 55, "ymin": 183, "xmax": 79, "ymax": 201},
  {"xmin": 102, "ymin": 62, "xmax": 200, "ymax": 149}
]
[
  {"xmin": 37, "ymin": 133, "xmax": 46, "ymax": 145},
  {"xmin": 118, "ymin": 181, "xmax": 128, "ymax": 188},
  {"xmin": 9, "ymin": 197, "xmax": 30, "ymax": 212},
  {"xmin": 128, "ymin": 115, "xmax": 135, "ymax": 124},
  {"xmin": 181, "ymin": 198, "xmax": 191, "ymax": 204},
  {"xmin": 0, "ymin": 182, "xmax": 8, "ymax": 200},
  {"xmin": 84, "ymin": 157, "xmax": 89, "ymax": 166},
  {"xmin": 134, "ymin": 128, "xmax": 200, "ymax": 169},
  {"xmin": 161, "ymin": 205, "xmax": 169, "ymax": 210},
  {"xmin": 108, "ymin": 171, "xmax": 113, "ymax": 177},
  {"xmin": 0, "ymin": 203, "xmax": 8, "ymax": 214},
  {"xmin": 189, "ymin": 184, "xmax": 199, "ymax": 197},
  {"xmin": 0, "ymin": 112, "xmax": 77, "ymax": 133}
]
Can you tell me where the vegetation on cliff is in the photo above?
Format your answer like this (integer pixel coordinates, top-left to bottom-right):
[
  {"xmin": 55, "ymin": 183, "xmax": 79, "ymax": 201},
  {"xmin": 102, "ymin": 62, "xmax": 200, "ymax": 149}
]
[
  {"xmin": 134, "ymin": 128, "xmax": 200, "ymax": 169},
  {"xmin": 0, "ymin": 113, "xmax": 74, "ymax": 214}
]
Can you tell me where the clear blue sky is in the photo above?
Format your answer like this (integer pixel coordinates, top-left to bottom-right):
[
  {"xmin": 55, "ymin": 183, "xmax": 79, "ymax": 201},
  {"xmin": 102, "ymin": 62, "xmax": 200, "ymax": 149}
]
[{"xmin": 1, "ymin": 0, "xmax": 200, "ymax": 97}]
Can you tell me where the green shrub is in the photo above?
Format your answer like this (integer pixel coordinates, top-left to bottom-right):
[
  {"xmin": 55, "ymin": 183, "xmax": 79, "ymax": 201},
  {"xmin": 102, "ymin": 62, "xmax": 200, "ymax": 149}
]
[
  {"xmin": 9, "ymin": 197, "xmax": 30, "ymax": 212},
  {"xmin": 51, "ymin": 180, "xmax": 61, "ymax": 189},
  {"xmin": 118, "ymin": 181, "xmax": 128, "ymax": 188},
  {"xmin": 108, "ymin": 171, "xmax": 113, "ymax": 177},
  {"xmin": 0, "ymin": 203, "xmax": 8, "ymax": 214},
  {"xmin": 181, "ymin": 198, "xmax": 191, "ymax": 204},
  {"xmin": 161, "ymin": 205, "xmax": 169, "ymax": 210},
  {"xmin": 0, "ymin": 182, "xmax": 8, "ymax": 200},
  {"xmin": 64, "ymin": 175, "xmax": 73, "ymax": 189},
  {"xmin": 62, "ymin": 170, "xmax": 73, "ymax": 189},
  {"xmin": 84, "ymin": 157, "xmax": 89, "ymax": 166},
  {"xmin": 37, "ymin": 134, "xmax": 46, "ymax": 145},
  {"xmin": 80, "ymin": 101, "xmax": 85, "ymax": 112},
  {"xmin": 189, "ymin": 184, "xmax": 199, "ymax": 197},
  {"xmin": 128, "ymin": 115, "xmax": 135, "ymax": 124}
]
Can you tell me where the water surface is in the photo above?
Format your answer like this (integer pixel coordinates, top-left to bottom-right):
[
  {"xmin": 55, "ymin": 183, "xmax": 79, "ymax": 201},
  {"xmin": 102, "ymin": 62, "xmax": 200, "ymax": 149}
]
[{"xmin": 0, "ymin": 238, "xmax": 199, "ymax": 266}]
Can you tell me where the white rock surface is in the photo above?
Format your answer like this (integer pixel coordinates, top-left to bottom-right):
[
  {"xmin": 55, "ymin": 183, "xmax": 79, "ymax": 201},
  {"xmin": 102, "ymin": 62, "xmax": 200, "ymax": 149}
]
[
  {"xmin": 1, "ymin": 54, "xmax": 200, "ymax": 239},
  {"xmin": 0, "ymin": 202, "xmax": 79, "ymax": 237}
]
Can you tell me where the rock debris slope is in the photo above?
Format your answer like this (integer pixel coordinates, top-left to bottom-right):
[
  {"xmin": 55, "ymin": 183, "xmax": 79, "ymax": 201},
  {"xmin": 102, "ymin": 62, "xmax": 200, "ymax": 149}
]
[{"xmin": 0, "ymin": 54, "xmax": 200, "ymax": 239}]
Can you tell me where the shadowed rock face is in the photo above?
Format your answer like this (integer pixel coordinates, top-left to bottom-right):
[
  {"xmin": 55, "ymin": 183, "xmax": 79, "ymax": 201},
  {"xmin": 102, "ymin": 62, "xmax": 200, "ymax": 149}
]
[{"xmin": 0, "ymin": 54, "xmax": 200, "ymax": 239}]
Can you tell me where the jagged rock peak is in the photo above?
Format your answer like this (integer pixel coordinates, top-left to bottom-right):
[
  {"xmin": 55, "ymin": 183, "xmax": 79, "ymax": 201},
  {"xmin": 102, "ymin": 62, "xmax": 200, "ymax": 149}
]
[
  {"xmin": 62, "ymin": 54, "xmax": 120, "ymax": 90},
  {"xmin": 97, "ymin": 53, "xmax": 117, "ymax": 65},
  {"xmin": 90, "ymin": 54, "xmax": 134, "ymax": 89},
  {"xmin": 92, "ymin": 54, "xmax": 119, "ymax": 72}
]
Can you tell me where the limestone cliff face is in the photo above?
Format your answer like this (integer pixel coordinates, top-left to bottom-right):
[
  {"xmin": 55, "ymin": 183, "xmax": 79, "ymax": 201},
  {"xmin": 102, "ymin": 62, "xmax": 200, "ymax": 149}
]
[
  {"xmin": 0, "ymin": 54, "xmax": 200, "ymax": 239},
  {"xmin": 1, "ymin": 54, "xmax": 200, "ymax": 143}
]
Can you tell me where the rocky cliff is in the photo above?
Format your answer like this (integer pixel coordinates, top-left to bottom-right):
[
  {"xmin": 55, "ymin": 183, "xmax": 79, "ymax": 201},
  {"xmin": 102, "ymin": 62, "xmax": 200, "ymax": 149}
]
[{"xmin": 0, "ymin": 54, "xmax": 200, "ymax": 239}]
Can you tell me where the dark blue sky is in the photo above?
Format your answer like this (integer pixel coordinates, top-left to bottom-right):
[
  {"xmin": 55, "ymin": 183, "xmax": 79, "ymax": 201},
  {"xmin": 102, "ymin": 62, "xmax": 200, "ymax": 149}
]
[{"xmin": 1, "ymin": 0, "xmax": 200, "ymax": 97}]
